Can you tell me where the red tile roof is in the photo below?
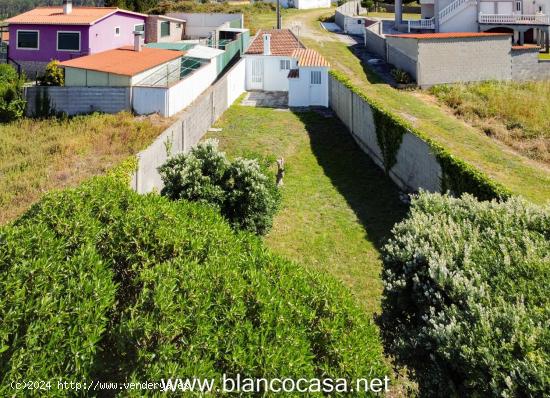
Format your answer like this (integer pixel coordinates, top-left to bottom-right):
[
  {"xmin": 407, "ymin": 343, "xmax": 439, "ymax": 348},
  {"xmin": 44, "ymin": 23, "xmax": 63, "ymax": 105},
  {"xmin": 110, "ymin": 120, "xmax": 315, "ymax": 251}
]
[
  {"xmin": 512, "ymin": 44, "xmax": 541, "ymax": 51},
  {"xmin": 245, "ymin": 29, "xmax": 304, "ymax": 56},
  {"xmin": 288, "ymin": 69, "xmax": 299, "ymax": 78},
  {"xmin": 292, "ymin": 48, "xmax": 330, "ymax": 67},
  {"xmin": 59, "ymin": 47, "xmax": 183, "ymax": 76},
  {"xmin": 5, "ymin": 7, "xmax": 146, "ymax": 26},
  {"xmin": 386, "ymin": 32, "xmax": 512, "ymax": 40}
]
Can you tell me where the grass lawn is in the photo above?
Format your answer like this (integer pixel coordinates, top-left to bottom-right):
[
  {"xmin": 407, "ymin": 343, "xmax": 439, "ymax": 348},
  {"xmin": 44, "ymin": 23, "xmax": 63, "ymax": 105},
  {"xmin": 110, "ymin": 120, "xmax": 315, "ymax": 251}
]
[
  {"xmin": 430, "ymin": 81, "xmax": 550, "ymax": 164},
  {"xmin": 540, "ymin": 52, "xmax": 550, "ymax": 60},
  {"xmin": 205, "ymin": 105, "xmax": 407, "ymax": 315},
  {"xmin": 362, "ymin": 12, "xmax": 421, "ymax": 20},
  {"xmin": 0, "ymin": 113, "xmax": 167, "ymax": 224},
  {"xmin": 278, "ymin": 9, "xmax": 550, "ymax": 204}
]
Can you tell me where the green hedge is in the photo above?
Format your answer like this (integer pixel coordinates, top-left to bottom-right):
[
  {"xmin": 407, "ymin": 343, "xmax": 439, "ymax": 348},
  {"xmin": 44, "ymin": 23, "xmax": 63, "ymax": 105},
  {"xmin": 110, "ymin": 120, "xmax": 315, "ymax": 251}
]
[
  {"xmin": 0, "ymin": 175, "xmax": 387, "ymax": 395},
  {"xmin": 329, "ymin": 70, "xmax": 511, "ymax": 201},
  {"xmin": 380, "ymin": 192, "xmax": 549, "ymax": 397}
]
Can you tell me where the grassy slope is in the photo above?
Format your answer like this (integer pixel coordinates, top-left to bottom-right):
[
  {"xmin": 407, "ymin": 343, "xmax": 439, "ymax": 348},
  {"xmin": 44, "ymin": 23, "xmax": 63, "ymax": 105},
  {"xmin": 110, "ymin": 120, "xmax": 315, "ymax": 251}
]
[
  {"xmin": 280, "ymin": 8, "xmax": 550, "ymax": 204},
  {"xmin": 429, "ymin": 81, "xmax": 550, "ymax": 164},
  {"xmin": 0, "ymin": 113, "xmax": 167, "ymax": 224},
  {"xmin": 206, "ymin": 105, "xmax": 406, "ymax": 315}
]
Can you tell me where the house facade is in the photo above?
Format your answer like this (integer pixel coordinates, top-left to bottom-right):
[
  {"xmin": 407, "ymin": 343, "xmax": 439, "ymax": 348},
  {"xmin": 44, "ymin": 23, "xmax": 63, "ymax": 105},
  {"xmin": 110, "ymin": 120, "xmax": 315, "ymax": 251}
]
[
  {"xmin": 244, "ymin": 29, "xmax": 329, "ymax": 107},
  {"xmin": 400, "ymin": 0, "xmax": 550, "ymax": 50},
  {"xmin": 6, "ymin": 2, "xmax": 147, "ymax": 76}
]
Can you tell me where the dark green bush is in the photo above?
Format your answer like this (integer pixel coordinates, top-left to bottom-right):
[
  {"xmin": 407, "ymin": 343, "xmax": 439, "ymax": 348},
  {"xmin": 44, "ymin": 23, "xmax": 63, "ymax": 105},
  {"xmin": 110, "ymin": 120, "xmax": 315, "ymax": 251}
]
[
  {"xmin": 0, "ymin": 175, "xmax": 387, "ymax": 395},
  {"xmin": 380, "ymin": 192, "xmax": 549, "ymax": 397},
  {"xmin": 0, "ymin": 64, "xmax": 26, "ymax": 122},
  {"xmin": 159, "ymin": 139, "xmax": 281, "ymax": 235}
]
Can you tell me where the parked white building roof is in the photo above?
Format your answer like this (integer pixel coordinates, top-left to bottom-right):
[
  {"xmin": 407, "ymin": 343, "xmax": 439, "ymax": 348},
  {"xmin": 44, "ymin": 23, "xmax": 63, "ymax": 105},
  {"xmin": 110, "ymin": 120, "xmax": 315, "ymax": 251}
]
[{"xmin": 185, "ymin": 45, "xmax": 225, "ymax": 60}]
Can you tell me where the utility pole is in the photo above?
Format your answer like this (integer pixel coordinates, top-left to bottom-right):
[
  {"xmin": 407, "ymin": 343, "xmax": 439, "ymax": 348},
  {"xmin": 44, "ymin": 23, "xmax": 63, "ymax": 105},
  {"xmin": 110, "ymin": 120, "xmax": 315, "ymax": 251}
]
[{"xmin": 276, "ymin": 0, "xmax": 281, "ymax": 29}]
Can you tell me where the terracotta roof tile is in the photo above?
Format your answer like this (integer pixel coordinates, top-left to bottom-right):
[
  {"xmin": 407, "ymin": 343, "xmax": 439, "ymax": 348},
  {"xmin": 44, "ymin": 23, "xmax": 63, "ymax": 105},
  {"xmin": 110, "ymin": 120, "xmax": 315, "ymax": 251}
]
[
  {"xmin": 512, "ymin": 44, "xmax": 541, "ymax": 51},
  {"xmin": 245, "ymin": 29, "xmax": 304, "ymax": 56},
  {"xmin": 59, "ymin": 47, "xmax": 183, "ymax": 76},
  {"xmin": 292, "ymin": 48, "xmax": 329, "ymax": 67},
  {"xmin": 386, "ymin": 32, "xmax": 512, "ymax": 40},
  {"xmin": 288, "ymin": 69, "xmax": 299, "ymax": 78},
  {"xmin": 6, "ymin": 7, "xmax": 146, "ymax": 26}
]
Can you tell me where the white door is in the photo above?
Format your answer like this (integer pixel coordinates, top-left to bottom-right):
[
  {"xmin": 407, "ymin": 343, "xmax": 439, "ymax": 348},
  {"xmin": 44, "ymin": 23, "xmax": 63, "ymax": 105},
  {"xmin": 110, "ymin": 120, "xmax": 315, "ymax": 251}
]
[
  {"xmin": 249, "ymin": 58, "xmax": 263, "ymax": 90},
  {"xmin": 308, "ymin": 70, "xmax": 324, "ymax": 106},
  {"xmin": 479, "ymin": 2, "xmax": 495, "ymax": 14},
  {"xmin": 497, "ymin": 1, "xmax": 513, "ymax": 14}
]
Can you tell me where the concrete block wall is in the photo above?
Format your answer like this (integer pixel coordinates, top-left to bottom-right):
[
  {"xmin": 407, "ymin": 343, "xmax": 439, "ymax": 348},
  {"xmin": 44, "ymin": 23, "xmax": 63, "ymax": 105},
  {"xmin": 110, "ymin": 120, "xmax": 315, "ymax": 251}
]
[
  {"xmin": 364, "ymin": 25, "xmax": 386, "ymax": 59},
  {"xmin": 132, "ymin": 59, "xmax": 245, "ymax": 194},
  {"xmin": 335, "ymin": 1, "xmax": 368, "ymax": 34},
  {"xmin": 512, "ymin": 48, "xmax": 550, "ymax": 81},
  {"xmin": 417, "ymin": 36, "xmax": 512, "ymax": 87},
  {"xmin": 25, "ymin": 86, "xmax": 130, "ymax": 116},
  {"xmin": 329, "ymin": 75, "xmax": 442, "ymax": 193},
  {"xmin": 387, "ymin": 45, "xmax": 418, "ymax": 80}
]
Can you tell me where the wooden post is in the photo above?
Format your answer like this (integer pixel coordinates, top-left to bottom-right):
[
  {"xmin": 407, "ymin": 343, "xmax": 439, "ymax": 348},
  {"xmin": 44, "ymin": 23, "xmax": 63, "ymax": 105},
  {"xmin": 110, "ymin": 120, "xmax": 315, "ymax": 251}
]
[{"xmin": 276, "ymin": 158, "xmax": 285, "ymax": 187}]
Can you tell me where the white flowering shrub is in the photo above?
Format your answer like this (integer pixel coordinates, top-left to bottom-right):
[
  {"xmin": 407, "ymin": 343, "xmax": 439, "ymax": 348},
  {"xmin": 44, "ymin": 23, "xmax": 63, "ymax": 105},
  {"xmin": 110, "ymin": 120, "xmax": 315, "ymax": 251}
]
[
  {"xmin": 159, "ymin": 140, "xmax": 280, "ymax": 235},
  {"xmin": 380, "ymin": 192, "xmax": 549, "ymax": 397}
]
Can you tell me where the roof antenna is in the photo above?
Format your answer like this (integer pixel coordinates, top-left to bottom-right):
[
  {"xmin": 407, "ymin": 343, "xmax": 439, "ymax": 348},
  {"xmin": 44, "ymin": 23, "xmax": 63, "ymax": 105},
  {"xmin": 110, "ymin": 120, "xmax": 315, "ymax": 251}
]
[{"xmin": 276, "ymin": 0, "xmax": 281, "ymax": 29}]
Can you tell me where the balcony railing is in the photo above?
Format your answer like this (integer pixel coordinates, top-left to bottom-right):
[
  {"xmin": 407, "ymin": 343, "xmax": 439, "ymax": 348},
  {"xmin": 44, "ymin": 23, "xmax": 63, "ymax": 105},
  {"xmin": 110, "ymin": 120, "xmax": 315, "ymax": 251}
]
[
  {"xmin": 408, "ymin": 18, "xmax": 436, "ymax": 32},
  {"xmin": 479, "ymin": 13, "xmax": 550, "ymax": 25}
]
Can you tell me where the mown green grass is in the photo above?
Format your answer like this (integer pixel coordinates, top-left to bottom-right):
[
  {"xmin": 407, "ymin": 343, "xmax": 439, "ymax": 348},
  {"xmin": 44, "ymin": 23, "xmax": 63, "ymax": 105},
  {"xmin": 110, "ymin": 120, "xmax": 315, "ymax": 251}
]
[
  {"xmin": 0, "ymin": 113, "xmax": 167, "ymax": 224},
  {"xmin": 280, "ymin": 8, "xmax": 550, "ymax": 204},
  {"xmin": 430, "ymin": 81, "xmax": 550, "ymax": 163},
  {"xmin": 206, "ymin": 105, "xmax": 406, "ymax": 315},
  {"xmin": 362, "ymin": 12, "xmax": 421, "ymax": 20}
]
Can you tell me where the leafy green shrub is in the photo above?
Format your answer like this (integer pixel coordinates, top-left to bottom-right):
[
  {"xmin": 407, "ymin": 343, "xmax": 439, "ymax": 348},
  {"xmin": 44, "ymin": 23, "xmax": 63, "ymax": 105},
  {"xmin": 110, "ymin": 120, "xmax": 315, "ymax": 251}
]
[
  {"xmin": 0, "ymin": 176, "xmax": 388, "ymax": 395},
  {"xmin": 159, "ymin": 139, "xmax": 281, "ymax": 235},
  {"xmin": 0, "ymin": 64, "xmax": 26, "ymax": 122},
  {"xmin": 379, "ymin": 192, "xmax": 549, "ymax": 397},
  {"xmin": 390, "ymin": 68, "xmax": 413, "ymax": 85},
  {"xmin": 40, "ymin": 60, "xmax": 64, "ymax": 87}
]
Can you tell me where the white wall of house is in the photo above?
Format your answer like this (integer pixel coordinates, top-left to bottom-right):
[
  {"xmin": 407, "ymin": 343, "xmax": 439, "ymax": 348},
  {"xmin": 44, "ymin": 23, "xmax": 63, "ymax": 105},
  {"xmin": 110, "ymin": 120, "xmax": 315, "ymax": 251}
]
[
  {"xmin": 245, "ymin": 55, "xmax": 297, "ymax": 91},
  {"xmin": 439, "ymin": 5, "xmax": 478, "ymax": 32},
  {"xmin": 64, "ymin": 68, "xmax": 131, "ymax": 86},
  {"xmin": 167, "ymin": 12, "xmax": 243, "ymax": 38},
  {"xmin": 288, "ymin": 67, "xmax": 329, "ymax": 107},
  {"xmin": 226, "ymin": 58, "xmax": 246, "ymax": 105},
  {"xmin": 133, "ymin": 59, "xmax": 218, "ymax": 117}
]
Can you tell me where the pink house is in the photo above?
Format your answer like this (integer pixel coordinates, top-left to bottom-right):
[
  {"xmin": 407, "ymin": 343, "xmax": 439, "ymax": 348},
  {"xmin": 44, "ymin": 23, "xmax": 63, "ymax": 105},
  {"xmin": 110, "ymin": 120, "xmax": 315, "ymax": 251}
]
[{"xmin": 5, "ymin": 0, "xmax": 147, "ymax": 77}]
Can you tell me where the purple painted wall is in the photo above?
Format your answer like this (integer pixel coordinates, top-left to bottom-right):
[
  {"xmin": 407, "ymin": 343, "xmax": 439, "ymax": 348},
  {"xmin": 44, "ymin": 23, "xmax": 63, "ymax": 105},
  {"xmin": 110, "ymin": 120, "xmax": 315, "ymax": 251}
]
[
  {"xmin": 89, "ymin": 13, "xmax": 146, "ymax": 54},
  {"xmin": 8, "ymin": 11, "xmax": 146, "ymax": 63}
]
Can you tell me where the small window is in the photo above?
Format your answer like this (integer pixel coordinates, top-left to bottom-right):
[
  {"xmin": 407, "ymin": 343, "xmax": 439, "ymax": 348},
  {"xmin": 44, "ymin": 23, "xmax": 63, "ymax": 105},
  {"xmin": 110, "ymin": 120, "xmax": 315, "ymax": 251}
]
[
  {"xmin": 279, "ymin": 59, "xmax": 290, "ymax": 70},
  {"xmin": 17, "ymin": 30, "xmax": 39, "ymax": 50},
  {"xmin": 57, "ymin": 31, "xmax": 80, "ymax": 51},
  {"xmin": 358, "ymin": 19, "xmax": 362, "ymax": 24},
  {"xmin": 115, "ymin": 27, "xmax": 121, "ymax": 36},
  {"xmin": 160, "ymin": 21, "xmax": 171, "ymax": 37},
  {"xmin": 310, "ymin": 70, "xmax": 322, "ymax": 85},
  {"xmin": 515, "ymin": 1, "xmax": 522, "ymax": 12},
  {"xmin": 134, "ymin": 24, "xmax": 145, "ymax": 32}
]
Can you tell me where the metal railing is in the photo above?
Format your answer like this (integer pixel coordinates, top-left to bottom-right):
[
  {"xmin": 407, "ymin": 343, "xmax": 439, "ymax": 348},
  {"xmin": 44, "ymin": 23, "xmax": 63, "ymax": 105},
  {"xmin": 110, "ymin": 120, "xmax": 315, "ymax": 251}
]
[
  {"xmin": 479, "ymin": 13, "xmax": 550, "ymax": 25},
  {"xmin": 408, "ymin": 18, "xmax": 435, "ymax": 32}
]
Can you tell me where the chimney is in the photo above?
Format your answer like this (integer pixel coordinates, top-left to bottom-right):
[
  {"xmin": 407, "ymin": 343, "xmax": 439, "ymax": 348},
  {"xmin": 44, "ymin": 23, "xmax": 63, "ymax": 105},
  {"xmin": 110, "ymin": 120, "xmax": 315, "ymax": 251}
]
[
  {"xmin": 133, "ymin": 31, "xmax": 144, "ymax": 52},
  {"xmin": 63, "ymin": 0, "xmax": 72, "ymax": 15},
  {"xmin": 263, "ymin": 33, "xmax": 271, "ymax": 56}
]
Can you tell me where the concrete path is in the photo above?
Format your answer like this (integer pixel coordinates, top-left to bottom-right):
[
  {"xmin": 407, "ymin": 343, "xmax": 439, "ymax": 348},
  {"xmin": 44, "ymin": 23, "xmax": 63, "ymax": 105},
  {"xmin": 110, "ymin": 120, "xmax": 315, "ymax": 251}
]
[{"xmin": 241, "ymin": 91, "xmax": 289, "ymax": 108}]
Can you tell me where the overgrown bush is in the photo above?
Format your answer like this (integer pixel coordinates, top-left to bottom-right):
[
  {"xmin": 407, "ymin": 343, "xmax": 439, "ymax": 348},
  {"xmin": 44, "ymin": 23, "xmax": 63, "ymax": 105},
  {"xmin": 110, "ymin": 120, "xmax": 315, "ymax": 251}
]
[
  {"xmin": 380, "ymin": 192, "xmax": 549, "ymax": 397},
  {"xmin": 40, "ymin": 60, "xmax": 64, "ymax": 87},
  {"xmin": 159, "ymin": 139, "xmax": 281, "ymax": 235},
  {"xmin": 0, "ymin": 64, "xmax": 26, "ymax": 122},
  {"xmin": 390, "ymin": 68, "xmax": 412, "ymax": 85},
  {"xmin": 0, "ymin": 176, "xmax": 388, "ymax": 395}
]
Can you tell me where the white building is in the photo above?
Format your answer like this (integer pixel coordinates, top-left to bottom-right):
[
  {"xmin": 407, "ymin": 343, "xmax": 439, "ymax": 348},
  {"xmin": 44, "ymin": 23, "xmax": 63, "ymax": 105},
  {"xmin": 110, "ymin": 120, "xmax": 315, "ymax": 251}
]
[
  {"xmin": 399, "ymin": 0, "xmax": 550, "ymax": 50},
  {"xmin": 244, "ymin": 29, "xmax": 329, "ymax": 107},
  {"xmin": 263, "ymin": 0, "xmax": 331, "ymax": 10}
]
